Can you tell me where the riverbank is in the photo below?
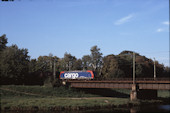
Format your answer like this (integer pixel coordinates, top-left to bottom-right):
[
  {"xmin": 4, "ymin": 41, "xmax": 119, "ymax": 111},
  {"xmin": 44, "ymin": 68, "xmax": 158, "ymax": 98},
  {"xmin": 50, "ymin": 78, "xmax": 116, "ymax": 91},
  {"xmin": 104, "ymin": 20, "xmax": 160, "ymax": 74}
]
[{"xmin": 1, "ymin": 85, "xmax": 170, "ymax": 111}]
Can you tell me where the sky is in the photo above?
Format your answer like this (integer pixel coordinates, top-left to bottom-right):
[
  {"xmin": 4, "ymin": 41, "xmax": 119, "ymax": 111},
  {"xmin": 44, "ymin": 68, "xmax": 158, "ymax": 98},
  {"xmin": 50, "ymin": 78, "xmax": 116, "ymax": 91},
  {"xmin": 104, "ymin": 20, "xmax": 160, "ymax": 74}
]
[{"xmin": 0, "ymin": 0, "xmax": 169, "ymax": 66}]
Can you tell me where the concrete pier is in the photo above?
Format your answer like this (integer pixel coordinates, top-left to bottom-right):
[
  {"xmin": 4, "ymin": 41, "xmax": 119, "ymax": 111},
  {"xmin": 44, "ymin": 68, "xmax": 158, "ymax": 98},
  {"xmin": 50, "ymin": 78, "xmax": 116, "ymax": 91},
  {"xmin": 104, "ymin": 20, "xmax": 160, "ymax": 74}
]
[{"xmin": 130, "ymin": 84, "xmax": 138, "ymax": 101}]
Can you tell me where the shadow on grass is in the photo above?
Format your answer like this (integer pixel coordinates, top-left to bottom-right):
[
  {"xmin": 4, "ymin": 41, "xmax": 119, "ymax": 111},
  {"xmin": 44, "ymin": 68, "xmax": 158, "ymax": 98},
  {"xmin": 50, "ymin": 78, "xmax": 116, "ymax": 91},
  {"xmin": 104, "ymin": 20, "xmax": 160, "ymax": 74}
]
[
  {"xmin": 157, "ymin": 97, "xmax": 170, "ymax": 104},
  {"xmin": 77, "ymin": 88, "xmax": 129, "ymax": 98}
]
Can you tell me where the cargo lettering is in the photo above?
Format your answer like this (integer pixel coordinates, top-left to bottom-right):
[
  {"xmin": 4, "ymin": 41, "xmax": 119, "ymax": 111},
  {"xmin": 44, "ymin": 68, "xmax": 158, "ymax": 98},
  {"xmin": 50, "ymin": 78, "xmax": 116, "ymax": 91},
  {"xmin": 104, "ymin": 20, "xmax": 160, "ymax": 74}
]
[{"xmin": 64, "ymin": 73, "xmax": 79, "ymax": 79}]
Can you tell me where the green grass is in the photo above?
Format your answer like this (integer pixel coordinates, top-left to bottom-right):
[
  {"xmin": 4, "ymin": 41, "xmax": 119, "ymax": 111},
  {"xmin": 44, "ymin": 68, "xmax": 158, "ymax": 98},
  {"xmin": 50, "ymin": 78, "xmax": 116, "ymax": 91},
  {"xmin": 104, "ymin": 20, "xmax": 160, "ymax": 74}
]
[
  {"xmin": 1, "ymin": 85, "xmax": 169, "ymax": 110},
  {"xmin": 0, "ymin": 85, "xmax": 97, "ymax": 98},
  {"xmin": 0, "ymin": 85, "xmax": 130, "ymax": 110},
  {"xmin": 1, "ymin": 96, "xmax": 129, "ymax": 109},
  {"xmin": 158, "ymin": 90, "xmax": 170, "ymax": 98},
  {"xmin": 113, "ymin": 89, "xmax": 130, "ymax": 95}
]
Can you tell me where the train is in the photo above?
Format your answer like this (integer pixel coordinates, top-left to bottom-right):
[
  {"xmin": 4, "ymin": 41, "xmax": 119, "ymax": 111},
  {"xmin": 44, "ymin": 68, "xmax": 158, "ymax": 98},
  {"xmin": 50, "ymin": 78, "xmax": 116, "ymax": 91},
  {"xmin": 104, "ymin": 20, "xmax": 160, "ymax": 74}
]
[{"xmin": 59, "ymin": 70, "xmax": 94, "ymax": 80}]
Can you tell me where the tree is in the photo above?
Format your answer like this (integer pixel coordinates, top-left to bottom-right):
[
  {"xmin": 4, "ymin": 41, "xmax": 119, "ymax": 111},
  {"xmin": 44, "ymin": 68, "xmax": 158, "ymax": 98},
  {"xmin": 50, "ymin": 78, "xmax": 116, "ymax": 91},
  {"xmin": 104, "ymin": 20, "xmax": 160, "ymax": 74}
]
[
  {"xmin": 102, "ymin": 55, "xmax": 117, "ymax": 79},
  {"xmin": 0, "ymin": 45, "xmax": 30, "ymax": 84},
  {"xmin": 102, "ymin": 54, "xmax": 127, "ymax": 79},
  {"xmin": 29, "ymin": 59, "xmax": 38, "ymax": 73},
  {"xmin": 36, "ymin": 54, "xmax": 59, "ymax": 86},
  {"xmin": 63, "ymin": 52, "xmax": 77, "ymax": 71},
  {"xmin": 0, "ymin": 34, "xmax": 8, "ymax": 51},
  {"xmin": 72, "ymin": 59, "xmax": 83, "ymax": 70},
  {"xmin": 36, "ymin": 54, "xmax": 58, "ymax": 72},
  {"xmin": 90, "ymin": 45, "xmax": 103, "ymax": 72},
  {"xmin": 24, "ymin": 59, "xmax": 44, "ymax": 85},
  {"xmin": 36, "ymin": 56, "xmax": 51, "ymax": 72},
  {"xmin": 163, "ymin": 66, "xmax": 170, "ymax": 77},
  {"xmin": 82, "ymin": 55, "xmax": 91, "ymax": 70}
]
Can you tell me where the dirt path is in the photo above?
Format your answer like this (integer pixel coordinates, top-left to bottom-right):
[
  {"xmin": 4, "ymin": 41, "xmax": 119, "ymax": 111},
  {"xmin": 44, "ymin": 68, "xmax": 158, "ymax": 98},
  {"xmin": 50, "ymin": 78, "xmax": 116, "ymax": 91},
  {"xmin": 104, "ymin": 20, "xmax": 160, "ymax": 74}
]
[{"xmin": 69, "ymin": 97, "xmax": 114, "ymax": 100}]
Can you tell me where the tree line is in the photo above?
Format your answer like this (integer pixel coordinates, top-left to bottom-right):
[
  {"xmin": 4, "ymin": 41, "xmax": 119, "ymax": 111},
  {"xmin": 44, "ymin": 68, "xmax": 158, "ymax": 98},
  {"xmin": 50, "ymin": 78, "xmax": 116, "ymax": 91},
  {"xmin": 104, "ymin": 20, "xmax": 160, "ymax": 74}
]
[{"xmin": 0, "ymin": 34, "xmax": 169, "ymax": 85}]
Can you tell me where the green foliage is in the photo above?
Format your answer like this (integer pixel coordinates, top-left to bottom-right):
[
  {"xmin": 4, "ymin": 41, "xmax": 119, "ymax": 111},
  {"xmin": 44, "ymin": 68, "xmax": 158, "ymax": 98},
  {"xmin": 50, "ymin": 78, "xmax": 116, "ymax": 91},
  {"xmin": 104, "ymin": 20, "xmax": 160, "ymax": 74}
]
[
  {"xmin": 0, "ymin": 35, "xmax": 169, "ymax": 85},
  {"xmin": 36, "ymin": 55, "xmax": 55, "ymax": 72},
  {"xmin": 0, "ymin": 44, "xmax": 30, "ymax": 84},
  {"xmin": 0, "ymin": 34, "xmax": 8, "ymax": 51},
  {"xmin": 82, "ymin": 55, "xmax": 91, "ymax": 70},
  {"xmin": 82, "ymin": 46, "xmax": 103, "ymax": 78},
  {"xmin": 101, "ymin": 50, "xmax": 168, "ymax": 79},
  {"xmin": 72, "ymin": 59, "xmax": 83, "ymax": 70},
  {"xmin": 102, "ymin": 54, "xmax": 131, "ymax": 79},
  {"xmin": 63, "ymin": 52, "xmax": 77, "ymax": 71},
  {"xmin": 90, "ymin": 45, "xmax": 103, "ymax": 71}
]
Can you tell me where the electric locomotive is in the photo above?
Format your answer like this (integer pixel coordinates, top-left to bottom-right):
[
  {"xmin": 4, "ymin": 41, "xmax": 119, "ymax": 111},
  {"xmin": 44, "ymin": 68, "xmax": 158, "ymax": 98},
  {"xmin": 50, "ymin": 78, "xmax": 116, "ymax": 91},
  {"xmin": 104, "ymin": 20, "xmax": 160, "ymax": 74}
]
[{"xmin": 59, "ymin": 70, "xmax": 94, "ymax": 80}]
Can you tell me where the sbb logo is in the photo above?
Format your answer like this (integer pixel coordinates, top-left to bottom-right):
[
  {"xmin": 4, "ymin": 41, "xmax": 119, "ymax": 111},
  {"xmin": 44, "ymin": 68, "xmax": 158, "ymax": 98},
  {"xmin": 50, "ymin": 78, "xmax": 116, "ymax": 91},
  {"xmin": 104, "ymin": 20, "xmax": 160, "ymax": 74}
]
[{"xmin": 64, "ymin": 73, "xmax": 79, "ymax": 79}]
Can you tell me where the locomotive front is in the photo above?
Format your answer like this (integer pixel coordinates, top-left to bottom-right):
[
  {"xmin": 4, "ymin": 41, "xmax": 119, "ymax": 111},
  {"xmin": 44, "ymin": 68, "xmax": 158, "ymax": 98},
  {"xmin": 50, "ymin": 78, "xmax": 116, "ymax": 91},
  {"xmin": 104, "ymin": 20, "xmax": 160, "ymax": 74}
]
[{"xmin": 59, "ymin": 70, "xmax": 94, "ymax": 80}]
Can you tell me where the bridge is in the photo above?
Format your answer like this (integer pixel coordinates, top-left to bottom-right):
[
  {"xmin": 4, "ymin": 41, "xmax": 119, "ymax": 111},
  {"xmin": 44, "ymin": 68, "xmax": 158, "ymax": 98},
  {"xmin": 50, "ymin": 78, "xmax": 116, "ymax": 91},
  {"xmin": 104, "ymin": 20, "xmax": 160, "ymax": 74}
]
[{"xmin": 66, "ymin": 78, "xmax": 170, "ymax": 100}]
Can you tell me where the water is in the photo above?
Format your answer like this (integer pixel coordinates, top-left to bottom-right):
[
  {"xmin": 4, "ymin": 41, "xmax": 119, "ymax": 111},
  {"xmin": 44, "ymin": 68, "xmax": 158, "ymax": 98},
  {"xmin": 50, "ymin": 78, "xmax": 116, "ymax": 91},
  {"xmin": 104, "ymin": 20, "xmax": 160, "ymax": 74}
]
[
  {"xmin": 1, "ymin": 105, "xmax": 170, "ymax": 113},
  {"xmin": 159, "ymin": 105, "xmax": 170, "ymax": 111},
  {"xmin": 136, "ymin": 104, "xmax": 170, "ymax": 113}
]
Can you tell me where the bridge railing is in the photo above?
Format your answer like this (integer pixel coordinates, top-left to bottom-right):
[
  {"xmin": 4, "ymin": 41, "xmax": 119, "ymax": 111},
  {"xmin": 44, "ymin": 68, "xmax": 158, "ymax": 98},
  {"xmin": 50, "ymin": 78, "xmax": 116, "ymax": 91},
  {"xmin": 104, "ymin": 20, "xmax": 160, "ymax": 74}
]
[{"xmin": 95, "ymin": 78, "xmax": 170, "ymax": 81}]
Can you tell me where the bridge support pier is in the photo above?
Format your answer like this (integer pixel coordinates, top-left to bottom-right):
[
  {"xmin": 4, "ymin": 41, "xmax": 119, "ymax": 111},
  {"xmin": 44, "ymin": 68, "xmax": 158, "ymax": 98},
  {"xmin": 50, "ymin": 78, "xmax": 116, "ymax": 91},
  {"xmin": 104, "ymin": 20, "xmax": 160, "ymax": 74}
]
[
  {"xmin": 130, "ymin": 84, "xmax": 138, "ymax": 101},
  {"xmin": 130, "ymin": 84, "xmax": 158, "ymax": 100}
]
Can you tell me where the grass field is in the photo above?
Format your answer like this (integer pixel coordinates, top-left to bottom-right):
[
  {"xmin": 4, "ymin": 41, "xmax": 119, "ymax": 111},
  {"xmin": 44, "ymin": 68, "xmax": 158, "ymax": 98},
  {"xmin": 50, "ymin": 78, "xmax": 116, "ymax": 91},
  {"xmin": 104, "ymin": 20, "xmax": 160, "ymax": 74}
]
[
  {"xmin": 1, "ymin": 97, "xmax": 129, "ymax": 109},
  {"xmin": 0, "ymin": 85, "xmax": 169, "ymax": 110},
  {"xmin": 0, "ymin": 85, "xmax": 129, "ymax": 110}
]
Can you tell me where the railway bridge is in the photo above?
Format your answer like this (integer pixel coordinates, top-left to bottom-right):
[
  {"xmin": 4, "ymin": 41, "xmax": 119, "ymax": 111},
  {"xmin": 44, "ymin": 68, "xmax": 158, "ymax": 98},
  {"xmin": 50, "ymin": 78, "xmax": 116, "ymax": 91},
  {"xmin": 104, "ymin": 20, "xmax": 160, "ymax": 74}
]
[{"xmin": 66, "ymin": 78, "xmax": 170, "ymax": 100}]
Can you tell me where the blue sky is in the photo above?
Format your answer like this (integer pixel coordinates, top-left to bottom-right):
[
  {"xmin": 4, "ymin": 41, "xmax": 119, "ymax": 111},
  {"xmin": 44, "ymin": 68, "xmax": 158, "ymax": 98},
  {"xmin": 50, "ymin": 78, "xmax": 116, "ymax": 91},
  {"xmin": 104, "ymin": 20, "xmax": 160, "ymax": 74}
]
[{"xmin": 0, "ymin": 0, "xmax": 169, "ymax": 66}]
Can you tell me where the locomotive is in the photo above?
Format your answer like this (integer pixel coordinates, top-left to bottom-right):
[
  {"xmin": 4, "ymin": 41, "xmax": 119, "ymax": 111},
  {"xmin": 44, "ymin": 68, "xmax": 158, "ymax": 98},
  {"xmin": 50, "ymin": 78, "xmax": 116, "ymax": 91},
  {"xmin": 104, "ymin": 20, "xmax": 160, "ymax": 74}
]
[{"xmin": 59, "ymin": 70, "xmax": 94, "ymax": 80}]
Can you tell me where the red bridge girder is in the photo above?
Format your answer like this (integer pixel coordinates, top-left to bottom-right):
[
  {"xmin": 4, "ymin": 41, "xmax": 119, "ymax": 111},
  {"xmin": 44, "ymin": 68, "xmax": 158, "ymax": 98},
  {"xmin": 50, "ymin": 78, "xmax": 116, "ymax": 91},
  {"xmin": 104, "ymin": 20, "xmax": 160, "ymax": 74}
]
[{"xmin": 67, "ymin": 80, "xmax": 170, "ymax": 90}]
